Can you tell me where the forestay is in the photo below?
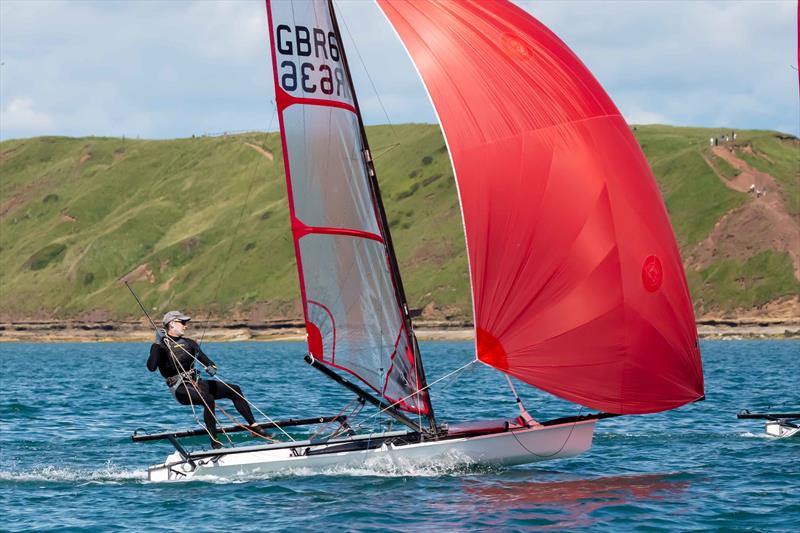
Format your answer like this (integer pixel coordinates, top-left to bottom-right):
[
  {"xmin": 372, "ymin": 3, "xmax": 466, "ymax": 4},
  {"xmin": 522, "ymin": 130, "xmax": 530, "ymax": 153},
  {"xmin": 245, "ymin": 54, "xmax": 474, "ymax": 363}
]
[
  {"xmin": 266, "ymin": 0, "xmax": 429, "ymax": 414},
  {"xmin": 379, "ymin": 0, "xmax": 704, "ymax": 414}
]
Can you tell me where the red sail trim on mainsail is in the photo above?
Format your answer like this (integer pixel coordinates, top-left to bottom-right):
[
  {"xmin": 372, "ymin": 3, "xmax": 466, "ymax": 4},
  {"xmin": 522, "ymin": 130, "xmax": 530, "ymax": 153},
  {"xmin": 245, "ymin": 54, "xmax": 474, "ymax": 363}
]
[
  {"xmin": 306, "ymin": 296, "xmax": 422, "ymax": 412},
  {"xmin": 274, "ymin": 88, "xmax": 357, "ymax": 115},
  {"xmin": 379, "ymin": 0, "xmax": 704, "ymax": 415},
  {"xmin": 266, "ymin": 0, "xmax": 429, "ymax": 415},
  {"xmin": 324, "ymin": 323, "xmax": 424, "ymax": 413},
  {"xmin": 290, "ymin": 221, "xmax": 385, "ymax": 243}
]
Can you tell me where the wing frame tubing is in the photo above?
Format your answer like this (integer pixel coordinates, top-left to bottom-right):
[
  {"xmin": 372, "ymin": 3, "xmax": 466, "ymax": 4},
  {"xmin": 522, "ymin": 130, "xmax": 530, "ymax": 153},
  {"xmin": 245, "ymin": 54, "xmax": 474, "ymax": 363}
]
[
  {"xmin": 326, "ymin": 0, "xmax": 437, "ymax": 433},
  {"xmin": 132, "ymin": 415, "xmax": 348, "ymax": 442},
  {"xmin": 737, "ymin": 412, "xmax": 800, "ymax": 420}
]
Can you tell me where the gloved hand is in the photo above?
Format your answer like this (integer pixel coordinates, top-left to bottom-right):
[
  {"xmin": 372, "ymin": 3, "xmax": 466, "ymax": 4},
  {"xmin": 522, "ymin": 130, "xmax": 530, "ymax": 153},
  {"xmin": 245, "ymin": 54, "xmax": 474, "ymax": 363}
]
[
  {"xmin": 155, "ymin": 328, "xmax": 166, "ymax": 344},
  {"xmin": 206, "ymin": 365, "xmax": 217, "ymax": 377}
]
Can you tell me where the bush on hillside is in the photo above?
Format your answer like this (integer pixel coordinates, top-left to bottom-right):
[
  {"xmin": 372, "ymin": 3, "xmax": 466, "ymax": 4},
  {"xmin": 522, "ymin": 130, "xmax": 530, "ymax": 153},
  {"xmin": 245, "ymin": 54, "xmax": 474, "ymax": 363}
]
[{"xmin": 25, "ymin": 243, "xmax": 67, "ymax": 271}]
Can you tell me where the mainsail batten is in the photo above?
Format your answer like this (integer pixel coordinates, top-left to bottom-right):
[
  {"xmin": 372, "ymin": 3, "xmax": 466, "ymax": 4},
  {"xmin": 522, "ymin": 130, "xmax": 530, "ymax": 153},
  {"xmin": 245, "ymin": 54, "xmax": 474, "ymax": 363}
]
[
  {"xmin": 266, "ymin": 0, "xmax": 431, "ymax": 416},
  {"xmin": 378, "ymin": 0, "xmax": 704, "ymax": 414}
]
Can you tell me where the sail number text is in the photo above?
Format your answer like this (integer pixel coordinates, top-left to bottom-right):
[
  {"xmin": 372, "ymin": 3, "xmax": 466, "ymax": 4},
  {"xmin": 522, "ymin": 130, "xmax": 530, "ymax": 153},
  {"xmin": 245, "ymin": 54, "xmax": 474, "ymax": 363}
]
[{"xmin": 276, "ymin": 25, "xmax": 350, "ymax": 98}]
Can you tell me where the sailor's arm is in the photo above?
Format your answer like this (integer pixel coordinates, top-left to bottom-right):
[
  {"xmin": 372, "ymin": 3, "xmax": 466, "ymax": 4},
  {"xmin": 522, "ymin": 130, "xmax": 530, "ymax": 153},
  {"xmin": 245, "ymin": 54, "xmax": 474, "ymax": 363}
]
[
  {"xmin": 193, "ymin": 341, "xmax": 216, "ymax": 373},
  {"xmin": 146, "ymin": 343, "xmax": 163, "ymax": 372}
]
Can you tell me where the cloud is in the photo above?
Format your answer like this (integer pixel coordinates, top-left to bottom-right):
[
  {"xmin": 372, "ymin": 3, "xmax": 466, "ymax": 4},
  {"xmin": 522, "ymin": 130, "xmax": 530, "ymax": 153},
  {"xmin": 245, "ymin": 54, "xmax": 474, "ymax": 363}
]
[
  {"xmin": 0, "ymin": 0, "xmax": 276, "ymax": 140},
  {"xmin": 0, "ymin": 0, "xmax": 795, "ymax": 141},
  {"xmin": 619, "ymin": 106, "xmax": 669, "ymax": 126},
  {"xmin": 1, "ymin": 98, "xmax": 54, "ymax": 134},
  {"xmin": 522, "ymin": 0, "xmax": 798, "ymax": 133}
]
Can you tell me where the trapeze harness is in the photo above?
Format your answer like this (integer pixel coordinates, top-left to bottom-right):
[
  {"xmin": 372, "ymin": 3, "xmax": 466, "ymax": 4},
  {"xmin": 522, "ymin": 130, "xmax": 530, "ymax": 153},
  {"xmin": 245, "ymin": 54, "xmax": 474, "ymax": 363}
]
[{"xmin": 166, "ymin": 369, "xmax": 198, "ymax": 397}]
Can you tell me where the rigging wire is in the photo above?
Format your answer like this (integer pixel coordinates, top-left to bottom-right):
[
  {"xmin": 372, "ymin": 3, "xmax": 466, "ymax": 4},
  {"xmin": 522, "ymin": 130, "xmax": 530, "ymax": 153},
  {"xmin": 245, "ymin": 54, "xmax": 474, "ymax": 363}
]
[
  {"xmin": 370, "ymin": 143, "xmax": 401, "ymax": 161},
  {"xmin": 348, "ymin": 359, "xmax": 478, "ymax": 433},
  {"xmin": 168, "ymin": 341, "xmax": 296, "ymax": 442},
  {"xmin": 307, "ymin": 397, "xmax": 363, "ymax": 441},
  {"xmin": 127, "ymin": 282, "xmax": 285, "ymax": 445},
  {"xmin": 125, "ymin": 282, "xmax": 228, "ymax": 445},
  {"xmin": 500, "ymin": 373, "xmax": 589, "ymax": 458},
  {"xmin": 162, "ymin": 337, "xmax": 234, "ymax": 447},
  {"xmin": 509, "ymin": 406, "xmax": 586, "ymax": 459}
]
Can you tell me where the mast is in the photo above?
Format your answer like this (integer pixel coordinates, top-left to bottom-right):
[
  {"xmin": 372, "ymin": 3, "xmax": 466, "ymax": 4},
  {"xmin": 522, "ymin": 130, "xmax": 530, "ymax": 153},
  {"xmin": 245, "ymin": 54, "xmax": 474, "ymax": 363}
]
[{"xmin": 327, "ymin": 0, "xmax": 437, "ymax": 433}]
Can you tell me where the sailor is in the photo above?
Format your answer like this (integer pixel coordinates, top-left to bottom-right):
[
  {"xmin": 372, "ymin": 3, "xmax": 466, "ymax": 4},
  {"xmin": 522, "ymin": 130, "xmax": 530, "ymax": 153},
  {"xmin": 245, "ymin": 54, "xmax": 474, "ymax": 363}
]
[{"xmin": 146, "ymin": 310, "xmax": 267, "ymax": 448}]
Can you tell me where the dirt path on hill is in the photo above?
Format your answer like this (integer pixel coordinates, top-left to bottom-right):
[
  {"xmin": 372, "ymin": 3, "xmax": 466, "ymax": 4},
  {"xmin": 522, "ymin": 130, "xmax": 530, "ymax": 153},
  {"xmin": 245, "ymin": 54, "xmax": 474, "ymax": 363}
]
[
  {"xmin": 243, "ymin": 142, "xmax": 274, "ymax": 161},
  {"xmin": 692, "ymin": 146, "xmax": 800, "ymax": 280}
]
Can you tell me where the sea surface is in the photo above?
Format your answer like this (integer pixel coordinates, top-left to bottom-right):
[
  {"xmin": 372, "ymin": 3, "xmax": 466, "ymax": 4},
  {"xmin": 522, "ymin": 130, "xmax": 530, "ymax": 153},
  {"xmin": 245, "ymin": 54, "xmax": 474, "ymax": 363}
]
[{"xmin": 1, "ymin": 340, "xmax": 798, "ymax": 531}]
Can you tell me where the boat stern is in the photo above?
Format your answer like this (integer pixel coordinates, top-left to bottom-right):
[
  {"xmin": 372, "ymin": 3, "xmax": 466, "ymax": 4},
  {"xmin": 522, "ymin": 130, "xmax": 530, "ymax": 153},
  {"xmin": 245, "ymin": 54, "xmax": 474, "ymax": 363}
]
[{"xmin": 146, "ymin": 451, "xmax": 196, "ymax": 482}]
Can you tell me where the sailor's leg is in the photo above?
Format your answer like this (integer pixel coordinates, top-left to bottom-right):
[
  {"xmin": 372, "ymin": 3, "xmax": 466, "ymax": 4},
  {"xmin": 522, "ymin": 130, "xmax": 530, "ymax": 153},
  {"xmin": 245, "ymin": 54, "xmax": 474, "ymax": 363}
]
[
  {"xmin": 208, "ymin": 380, "xmax": 256, "ymax": 425},
  {"xmin": 175, "ymin": 381, "xmax": 218, "ymax": 442}
]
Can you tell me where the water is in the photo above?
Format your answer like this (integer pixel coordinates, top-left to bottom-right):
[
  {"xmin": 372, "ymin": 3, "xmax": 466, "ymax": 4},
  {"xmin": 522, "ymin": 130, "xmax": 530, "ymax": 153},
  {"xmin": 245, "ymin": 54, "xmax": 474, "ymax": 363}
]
[{"xmin": 1, "ymin": 340, "xmax": 798, "ymax": 531}]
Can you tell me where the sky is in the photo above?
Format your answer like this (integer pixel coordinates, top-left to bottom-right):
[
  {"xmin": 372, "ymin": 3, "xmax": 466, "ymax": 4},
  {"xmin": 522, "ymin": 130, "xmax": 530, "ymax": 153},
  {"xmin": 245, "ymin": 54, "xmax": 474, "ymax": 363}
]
[{"xmin": 0, "ymin": 0, "xmax": 797, "ymax": 141}]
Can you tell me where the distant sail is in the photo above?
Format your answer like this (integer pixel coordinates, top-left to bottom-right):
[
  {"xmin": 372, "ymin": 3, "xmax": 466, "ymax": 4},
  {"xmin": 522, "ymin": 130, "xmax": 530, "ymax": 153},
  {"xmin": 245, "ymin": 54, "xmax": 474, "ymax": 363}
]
[
  {"xmin": 379, "ymin": 0, "xmax": 704, "ymax": 414},
  {"xmin": 266, "ymin": 0, "xmax": 429, "ymax": 414}
]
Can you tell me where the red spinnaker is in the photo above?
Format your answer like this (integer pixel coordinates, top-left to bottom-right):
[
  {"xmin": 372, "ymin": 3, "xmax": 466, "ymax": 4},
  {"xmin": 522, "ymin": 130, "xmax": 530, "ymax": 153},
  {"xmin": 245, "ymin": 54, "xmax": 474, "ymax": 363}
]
[{"xmin": 379, "ymin": 0, "xmax": 704, "ymax": 414}]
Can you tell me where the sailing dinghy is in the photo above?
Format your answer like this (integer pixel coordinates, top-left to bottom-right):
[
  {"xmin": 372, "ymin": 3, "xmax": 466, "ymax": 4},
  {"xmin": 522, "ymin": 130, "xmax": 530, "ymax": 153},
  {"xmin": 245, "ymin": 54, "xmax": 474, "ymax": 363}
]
[{"xmin": 136, "ymin": 0, "xmax": 704, "ymax": 482}]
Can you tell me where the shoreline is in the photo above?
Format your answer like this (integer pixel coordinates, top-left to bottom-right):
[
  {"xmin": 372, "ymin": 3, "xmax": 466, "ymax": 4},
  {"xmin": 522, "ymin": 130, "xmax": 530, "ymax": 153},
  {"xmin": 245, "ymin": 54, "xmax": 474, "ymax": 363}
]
[{"xmin": 1, "ymin": 318, "xmax": 798, "ymax": 342}]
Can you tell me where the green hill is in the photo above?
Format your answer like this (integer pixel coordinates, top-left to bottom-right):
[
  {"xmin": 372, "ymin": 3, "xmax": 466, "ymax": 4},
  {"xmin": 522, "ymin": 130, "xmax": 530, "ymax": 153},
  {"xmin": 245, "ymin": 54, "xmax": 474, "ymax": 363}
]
[{"xmin": 1, "ymin": 124, "xmax": 797, "ymax": 322}]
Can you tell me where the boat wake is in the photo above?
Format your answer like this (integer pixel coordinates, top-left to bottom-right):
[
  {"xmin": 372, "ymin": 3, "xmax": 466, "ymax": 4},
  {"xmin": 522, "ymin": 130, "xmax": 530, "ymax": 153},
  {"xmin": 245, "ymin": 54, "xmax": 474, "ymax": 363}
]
[
  {"xmin": 739, "ymin": 431, "xmax": 789, "ymax": 440},
  {"xmin": 0, "ymin": 462, "xmax": 147, "ymax": 484},
  {"xmin": 301, "ymin": 449, "xmax": 489, "ymax": 478}
]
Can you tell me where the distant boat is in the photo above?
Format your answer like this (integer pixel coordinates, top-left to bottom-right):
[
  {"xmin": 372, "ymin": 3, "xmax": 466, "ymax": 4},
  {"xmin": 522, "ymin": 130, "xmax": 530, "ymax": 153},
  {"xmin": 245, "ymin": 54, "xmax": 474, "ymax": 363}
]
[
  {"xmin": 137, "ymin": 0, "xmax": 704, "ymax": 482},
  {"xmin": 737, "ymin": 410, "xmax": 800, "ymax": 439}
]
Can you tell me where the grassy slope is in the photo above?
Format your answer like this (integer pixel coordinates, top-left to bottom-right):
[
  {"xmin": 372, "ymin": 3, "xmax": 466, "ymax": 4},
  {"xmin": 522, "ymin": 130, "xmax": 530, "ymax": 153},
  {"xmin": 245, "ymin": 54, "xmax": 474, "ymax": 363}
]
[
  {"xmin": 0, "ymin": 133, "xmax": 300, "ymax": 319},
  {"xmin": 739, "ymin": 132, "xmax": 799, "ymax": 215},
  {"xmin": 634, "ymin": 125, "xmax": 799, "ymax": 314},
  {"xmin": 0, "ymin": 125, "xmax": 796, "ymax": 320},
  {"xmin": 632, "ymin": 125, "xmax": 746, "ymax": 248},
  {"xmin": 687, "ymin": 251, "xmax": 800, "ymax": 312},
  {"xmin": 368, "ymin": 124, "xmax": 470, "ymax": 315}
]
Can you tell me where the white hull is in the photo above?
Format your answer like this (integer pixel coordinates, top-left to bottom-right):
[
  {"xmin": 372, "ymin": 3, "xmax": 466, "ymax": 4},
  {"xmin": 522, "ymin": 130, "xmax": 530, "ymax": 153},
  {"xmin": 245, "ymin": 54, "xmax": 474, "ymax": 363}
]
[
  {"xmin": 765, "ymin": 420, "xmax": 800, "ymax": 439},
  {"xmin": 146, "ymin": 419, "xmax": 596, "ymax": 482}
]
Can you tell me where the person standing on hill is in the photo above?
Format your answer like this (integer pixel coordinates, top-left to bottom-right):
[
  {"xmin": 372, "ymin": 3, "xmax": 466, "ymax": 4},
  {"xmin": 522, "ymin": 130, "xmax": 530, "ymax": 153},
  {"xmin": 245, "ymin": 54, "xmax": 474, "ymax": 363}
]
[{"xmin": 146, "ymin": 310, "xmax": 268, "ymax": 448}]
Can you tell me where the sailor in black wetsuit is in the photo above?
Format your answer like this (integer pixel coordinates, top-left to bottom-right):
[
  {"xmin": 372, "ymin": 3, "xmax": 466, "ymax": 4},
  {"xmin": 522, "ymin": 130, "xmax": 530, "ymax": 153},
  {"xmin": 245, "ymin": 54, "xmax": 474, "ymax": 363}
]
[{"xmin": 147, "ymin": 310, "xmax": 266, "ymax": 448}]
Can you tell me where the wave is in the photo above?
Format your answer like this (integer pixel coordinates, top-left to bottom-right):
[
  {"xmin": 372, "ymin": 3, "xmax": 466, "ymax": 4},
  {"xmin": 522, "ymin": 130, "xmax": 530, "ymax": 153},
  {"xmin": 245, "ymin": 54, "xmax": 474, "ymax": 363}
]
[
  {"xmin": 0, "ymin": 462, "xmax": 147, "ymax": 484},
  {"xmin": 739, "ymin": 431, "xmax": 775, "ymax": 439},
  {"xmin": 0, "ymin": 402, "xmax": 40, "ymax": 416},
  {"xmin": 297, "ymin": 449, "xmax": 493, "ymax": 477}
]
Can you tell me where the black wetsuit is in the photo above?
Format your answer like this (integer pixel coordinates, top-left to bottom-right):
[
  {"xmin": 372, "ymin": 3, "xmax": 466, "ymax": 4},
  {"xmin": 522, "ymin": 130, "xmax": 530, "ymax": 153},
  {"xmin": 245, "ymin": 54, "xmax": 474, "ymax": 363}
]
[{"xmin": 147, "ymin": 335, "xmax": 257, "ymax": 444}]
